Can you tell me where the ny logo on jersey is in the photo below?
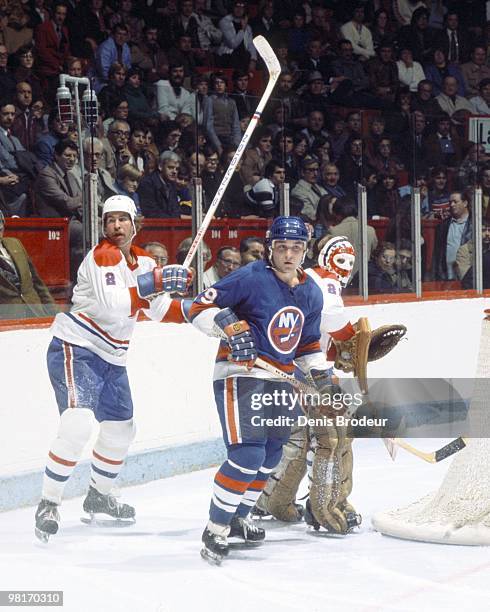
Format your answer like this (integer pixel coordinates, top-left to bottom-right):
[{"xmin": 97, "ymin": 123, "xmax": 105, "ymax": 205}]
[
  {"xmin": 267, "ymin": 306, "xmax": 305, "ymax": 354},
  {"xmin": 105, "ymin": 272, "xmax": 116, "ymax": 286}
]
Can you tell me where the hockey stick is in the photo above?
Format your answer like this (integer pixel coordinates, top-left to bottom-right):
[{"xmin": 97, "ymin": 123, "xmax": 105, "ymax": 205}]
[
  {"xmin": 383, "ymin": 437, "xmax": 468, "ymax": 464},
  {"xmin": 183, "ymin": 36, "xmax": 281, "ymax": 269},
  {"xmin": 255, "ymin": 357, "xmax": 318, "ymax": 396},
  {"xmin": 254, "ymin": 357, "xmax": 359, "ymax": 417}
]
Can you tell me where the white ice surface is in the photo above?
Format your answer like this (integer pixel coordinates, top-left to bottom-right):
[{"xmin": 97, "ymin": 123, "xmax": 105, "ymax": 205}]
[{"xmin": 1, "ymin": 439, "xmax": 490, "ymax": 612}]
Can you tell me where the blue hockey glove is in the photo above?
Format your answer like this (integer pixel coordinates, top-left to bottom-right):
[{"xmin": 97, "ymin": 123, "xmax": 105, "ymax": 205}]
[
  {"xmin": 137, "ymin": 265, "xmax": 191, "ymax": 297},
  {"xmin": 214, "ymin": 307, "xmax": 257, "ymax": 368}
]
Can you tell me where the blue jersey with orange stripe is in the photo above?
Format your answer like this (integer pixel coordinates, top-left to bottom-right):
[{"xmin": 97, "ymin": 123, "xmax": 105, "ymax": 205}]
[{"xmin": 189, "ymin": 260, "xmax": 325, "ymax": 378}]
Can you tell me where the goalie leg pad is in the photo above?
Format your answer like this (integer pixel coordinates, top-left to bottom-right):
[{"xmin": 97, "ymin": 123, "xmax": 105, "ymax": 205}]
[
  {"xmin": 255, "ymin": 425, "xmax": 308, "ymax": 522},
  {"xmin": 308, "ymin": 417, "xmax": 357, "ymax": 534}
]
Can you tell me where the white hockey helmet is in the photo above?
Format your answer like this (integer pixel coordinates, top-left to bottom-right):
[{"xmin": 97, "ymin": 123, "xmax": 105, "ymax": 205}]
[
  {"xmin": 102, "ymin": 195, "xmax": 137, "ymax": 238},
  {"xmin": 318, "ymin": 235, "xmax": 355, "ymax": 287}
]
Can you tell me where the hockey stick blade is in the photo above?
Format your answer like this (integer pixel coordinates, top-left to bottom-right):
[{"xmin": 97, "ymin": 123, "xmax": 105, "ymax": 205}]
[
  {"xmin": 388, "ymin": 437, "xmax": 467, "ymax": 464},
  {"xmin": 183, "ymin": 36, "xmax": 281, "ymax": 269}
]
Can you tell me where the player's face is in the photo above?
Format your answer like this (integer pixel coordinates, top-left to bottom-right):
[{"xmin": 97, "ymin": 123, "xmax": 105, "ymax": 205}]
[
  {"xmin": 271, "ymin": 240, "xmax": 305, "ymax": 274},
  {"xmin": 104, "ymin": 212, "xmax": 134, "ymax": 246}
]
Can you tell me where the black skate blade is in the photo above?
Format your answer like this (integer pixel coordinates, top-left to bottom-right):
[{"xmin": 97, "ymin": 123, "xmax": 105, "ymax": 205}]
[
  {"xmin": 228, "ymin": 538, "xmax": 263, "ymax": 548},
  {"xmin": 200, "ymin": 546, "xmax": 224, "ymax": 566},
  {"xmin": 81, "ymin": 515, "xmax": 136, "ymax": 528}
]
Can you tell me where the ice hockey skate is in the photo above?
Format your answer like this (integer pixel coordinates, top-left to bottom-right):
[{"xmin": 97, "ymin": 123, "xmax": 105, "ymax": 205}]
[
  {"xmin": 80, "ymin": 486, "xmax": 135, "ymax": 527},
  {"xmin": 229, "ymin": 515, "xmax": 265, "ymax": 543},
  {"xmin": 35, "ymin": 499, "xmax": 60, "ymax": 543},
  {"xmin": 200, "ymin": 521, "xmax": 230, "ymax": 565}
]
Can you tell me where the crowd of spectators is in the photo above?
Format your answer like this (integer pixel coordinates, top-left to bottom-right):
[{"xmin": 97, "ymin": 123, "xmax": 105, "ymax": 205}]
[{"xmin": 2, "ymin": 0, "xmax": 490, "ymax": 306}]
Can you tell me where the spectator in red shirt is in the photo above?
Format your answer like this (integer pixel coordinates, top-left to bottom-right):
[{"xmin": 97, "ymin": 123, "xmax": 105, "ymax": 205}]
[{"xmin": 34, "ymin": 2, "xmax": 71, "ymax": 103}]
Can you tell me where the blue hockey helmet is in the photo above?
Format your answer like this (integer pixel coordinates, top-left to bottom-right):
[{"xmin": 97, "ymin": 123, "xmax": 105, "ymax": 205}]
[{"xmin": 265, "ymin": 216, "xmax": 310, "ymax": 245}]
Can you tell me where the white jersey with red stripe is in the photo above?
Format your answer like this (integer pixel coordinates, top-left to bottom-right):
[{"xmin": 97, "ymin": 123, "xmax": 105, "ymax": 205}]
[
  {"xmin": 50, "ymin": 239, "xmax": 184, "ymax": 366},
  {"xmin": 305, "ymin": 267, "xmax": 355, "ymax": 358}
]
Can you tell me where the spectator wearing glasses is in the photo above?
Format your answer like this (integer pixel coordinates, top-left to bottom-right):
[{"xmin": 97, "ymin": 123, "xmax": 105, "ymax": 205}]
[
  {"xmin": 368, "ymin": 241, "xmax": 399, "ymax": 294},
  {"xmin": 14, "ymin": 45, "xmax": 43, "ymax": 103},
  {"xmin": 291, "ymin": 156, "xmax": 327, "ymax": 223},
  {"xmin": 104, "ymin": 119, "xmax": 131, "ymax": 179},
  {"xmin": 71, "ymin": 137, "xmax": 118, "ymax": 213},
  {"xmin": 201, "ymin": 146, "xmax": 223, "ymax": 212},
  {"xmin": 141, "ymin": 241, "xmax": 169, "ymax": 267},
  {"xmin": 411, "ymin": 79, "xmax": 441, "ymax": 119},
  {"xmin": 203, "ymin": 245, "xmax": 241, "ymax": 288}
]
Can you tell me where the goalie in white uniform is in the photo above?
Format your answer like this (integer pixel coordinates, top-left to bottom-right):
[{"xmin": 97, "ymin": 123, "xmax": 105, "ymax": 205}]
[{"xmin": 35, "ymin": 195, "xmax": 190, "ymax": 542}]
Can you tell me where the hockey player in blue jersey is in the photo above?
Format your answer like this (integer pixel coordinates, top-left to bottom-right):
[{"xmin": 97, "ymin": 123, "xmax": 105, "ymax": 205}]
[{"xmin": 188, "ymin": 216, "xmax": 336, "ymax": 564}]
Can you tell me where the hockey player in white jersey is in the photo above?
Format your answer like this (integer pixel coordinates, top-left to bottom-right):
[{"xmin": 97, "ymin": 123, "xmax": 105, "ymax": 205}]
[{"xmin": 35, "ymin": 195, "xmax": 190, "ymax": 542}]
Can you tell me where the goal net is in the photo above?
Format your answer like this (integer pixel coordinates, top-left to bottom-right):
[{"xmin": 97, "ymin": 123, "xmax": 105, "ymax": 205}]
[{"xmin": 371, "ymin": 311, "xmax": 490, "ymax": 545}]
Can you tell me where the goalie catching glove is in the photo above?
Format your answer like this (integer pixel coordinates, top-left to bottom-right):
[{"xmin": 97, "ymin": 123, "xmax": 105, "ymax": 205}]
[
  {"xmin": 214, "ymin": 307, "xmax": 257, "ymax": 368},
  {"xmin": 137, "ymin": 265, "xmax": 192, "ymax": 298},
  {"xmin": 333, "ymin": 320, "xmax": 406, "ymax": 393}
]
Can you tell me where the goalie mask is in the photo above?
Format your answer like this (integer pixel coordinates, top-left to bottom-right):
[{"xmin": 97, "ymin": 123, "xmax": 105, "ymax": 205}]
[{"xmin": 318, "ymin": 236, "xmax": 355, "ymax": 287}]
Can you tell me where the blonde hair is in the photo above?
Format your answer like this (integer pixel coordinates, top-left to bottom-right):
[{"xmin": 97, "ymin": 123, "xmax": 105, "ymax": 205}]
[{"xmin": 117, "ymin": 164, "xmax": 143, "ymax": 182}]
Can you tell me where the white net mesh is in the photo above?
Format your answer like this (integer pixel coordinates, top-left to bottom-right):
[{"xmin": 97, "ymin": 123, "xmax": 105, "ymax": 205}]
[{"xmin": 372, "ymin": 313, "xmax": 490, "ymax": 545}]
